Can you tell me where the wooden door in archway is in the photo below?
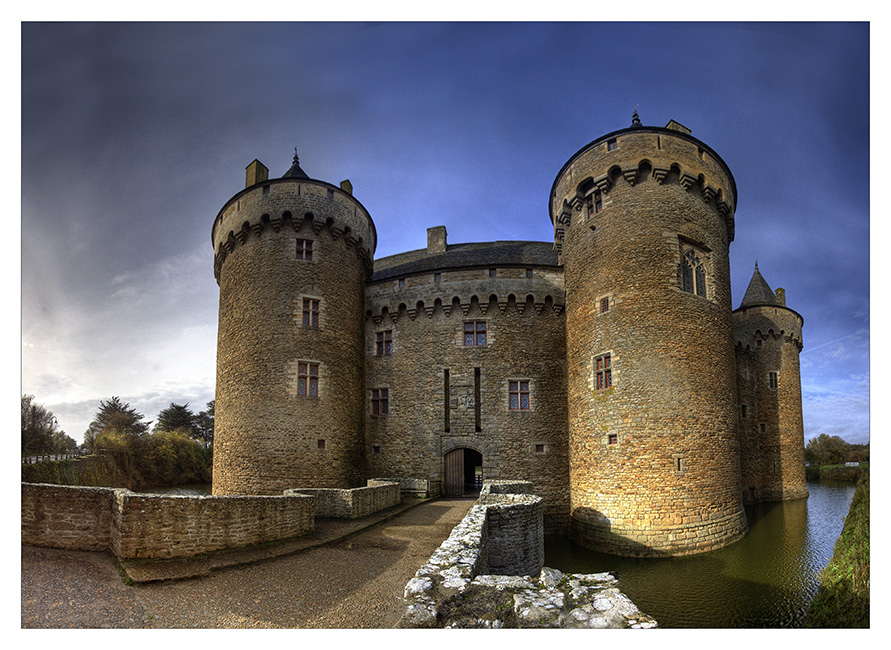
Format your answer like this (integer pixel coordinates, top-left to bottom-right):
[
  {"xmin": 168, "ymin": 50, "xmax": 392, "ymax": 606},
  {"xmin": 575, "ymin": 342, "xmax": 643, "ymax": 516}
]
[{"xmin": 444, "ymin": 448, "xmax": 482, "ymax": 496}]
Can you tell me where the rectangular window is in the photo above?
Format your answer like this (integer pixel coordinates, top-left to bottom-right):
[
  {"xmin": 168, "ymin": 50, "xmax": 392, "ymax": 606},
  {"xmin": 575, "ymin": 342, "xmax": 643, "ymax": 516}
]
[
  {"xmin": 302, "ymin": 298, "xmax": 320, "ymax": 327},
  {"xmin": 595, "ymin": 354, "xmax": 612, "ymax": 390},
  {"xmin": 741, "ymin": 403, "xmax": 747, "ymax": 418},
  {"xmin": 607, "ymin": 138, "xmax": 618, "ymax": 151},
  {"xmin": 585, "ymin": 190, "xmax": 603, "ymax": 216},
  {"xmin": 376, "ymin": 330, "xmax": 393, "ymax": 356},
  {"xmin": 526, "ymin": 268, "xmax": 533, "ymax": 278},
  {"xmin": 760, "ymin": 423, "xmax": 766, "ymax": 433},
  {"xmin": 434, "ymin": 273, "xmax": 441, "ymax": 282},
  {"xmin": 489, "ymin": 268, "xmax": 497, "ymax": 278},
  {"xmin": 371, "ymin": 388, "xmax": 389, "ymax": 416},
  {"xmin": 600, "ymin": 297, "xmax": 610, "ymax": 313},
  {"xmin": 769, "ymin": 372, "xmax": 778, "ymax": 390},
  {"xmin": 372, "ymin": 445, "xmax": 381, "ymax": 454},
  {"xmin": 317, "ymin": 439, "xmax": 326, "ymax": 450},
  {"xmin": 608, "ymin": 433, "xmax": 618, "ymax": 445},
  {"xmin": 297, "ymin": 362, "xmax": 319, "ymax": 397},
  {"xmin": 509, "ymin": 381, "xmax": 530, "ymax": 410},
  {"xmin": 535, "ymin": 443, "xmax": 545, "ymax": 454},
  {"xmin": 296, "ymin": 239, "xmax": 313, "ymax": 260},
  {"xmin": 398, "ymin": 278, "xmax": 405, "ymax": 288},
  {"xmin": 464, "ymin": 321, "xmax": 487, "ymax": 346}
]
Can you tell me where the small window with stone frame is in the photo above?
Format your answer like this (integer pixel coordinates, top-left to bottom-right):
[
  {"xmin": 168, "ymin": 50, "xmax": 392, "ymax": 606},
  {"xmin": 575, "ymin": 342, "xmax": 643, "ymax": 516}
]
[
  {"xmin": 371, "ymin": 388, "xmax": 389, "ymax": 416},
  {"xmin": 297, "ymin": 362, "xmax": 319, "ymax": 397},
  {"xmin": 768, "ymin": 372, "xmax": 778, "ymax": 390},
  {"xmin": 296, "ymin": 239, "xmax": 313, "ymax": 261},
  {"xmin": 376, "ymin": 330, "xmax": 393, "ymax": 356},
  {"xmin": 302, "ymin": 298, "xmax": 320, "ymax": 327},
  {"xmin": 594, "ymin": 354, "xmax": 612, "ymax": 390},
  {"xmin": 600, "ymin": 296, "xmax": 610, "ymax": 314},
  {"xmin": 586, "ymin": 189, "xmax": 603, "ymax": 216},
  {"xmin": 509, "ymin": 381, "xmax": 530, "ymax": 410},
  {"xmin": 464, "ymin": 321, "xmax": 487, "ymax": 346}
]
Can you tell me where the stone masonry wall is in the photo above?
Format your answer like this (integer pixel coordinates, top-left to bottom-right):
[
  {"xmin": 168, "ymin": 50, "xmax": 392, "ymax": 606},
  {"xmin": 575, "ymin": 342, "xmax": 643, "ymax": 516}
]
[
  {"xmin": 401, "ymin": 483, "xmax": 656, "ymax": 628},
  {"xmin": 22, "ymin": 483, "xmax": 116, "ymax": 551},
  {"xmin": 553, "ymin": 126, "xmax": 748, "ymax": 557},
  {"xmin": 288, "ymin": 481, "xmax": 400, "ymax": 519},
  {"xmin": 213, "ymin": 178, "xmax": 375, "ymax": 494},
  {"xmin": 22, "ymin": 483, "xmax": 315, "ymax": 560},
  {"xmin": 365, "ymin": 265, "xmax": 570, "ymax": 532}
]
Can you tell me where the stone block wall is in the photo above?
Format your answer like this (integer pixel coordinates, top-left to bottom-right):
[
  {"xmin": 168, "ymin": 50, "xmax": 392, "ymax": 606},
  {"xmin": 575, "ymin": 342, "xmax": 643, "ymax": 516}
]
[
  {"xmin": 287, "ymin": 481, "xmax": 400, "ymax": 519},
  {"xmin": 370, "ymin": 477, "xmax": 441, "ymax": 498},
  {"xmin": 22, "ymin": 483, "xmax": 116, "ymax": 551},
  {"xmin": 22, "ymin": 483, "xmax": 315, "ymax": 560}
]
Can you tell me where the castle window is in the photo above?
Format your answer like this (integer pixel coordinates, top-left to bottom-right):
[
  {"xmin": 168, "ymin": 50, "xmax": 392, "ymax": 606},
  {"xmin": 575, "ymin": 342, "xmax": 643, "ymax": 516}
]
[
  {"xmin": 680, "ymin": 247, "xmax": 708, "ymax": 298},
  {"xmin": 371, "ymin": 388, "xmax": 389, "ymax": 416},
  {"xmin": 302, "ymin": 298, "xmax": 320, "ymax": 327},
  {"xmin": 326, "ymin": 188, "xmax": 334, "ymax": 199},
  {"xmin": 509, "ymin": 381, "xmax": 530, "ymax": 410},
  {"xmin": 608, "ymin": 433, "xmax": 618, "ymax": 446},
  {"xmin": 741, "ymin": 403, "xmax": 748, "ymax": 418},
  {"xmin": 297, "ymin": 362, "xmax": 319, "ymax": 397},
  {"xmin": 296, "ymin": 239, "xmax": 313, "ymax": 261},
  {"xmin": 317, "ymin": 439, "xmax": 326, "ymax": 450},
  {"xmin": 489, "ymin": 268, "xmax": 497, "ymax": 278},
  {"xmin": 262, "ymin": 185, "xmax": 270, "ymax": 195},
  {"xmin": 607, "ymin": 138, "xmax": 618, "ymax": 151},
  {"xmin": 760, "ymin": 423, "xmax": 766, "ymax": 433},
  {"xmin": 372, "ymin": 445, "xmax": 381, "ymax": 454},
  {"xmin": 464, "ymin": 321, "xmax": 487, "ymax": 346},
  {"xmin": 595, "ymin": 354, "xmax": 612, "ymax": 390},
  {"xmin": 769, "ymin": 372, "xmax": 778, "ymax": 390},
  {"xmin": 434, "ymin": 273, "xmax": 441, "ymax": 282},
  {"xmin": 534, "ymin": 443, "xmax": 546, "ymax": 454},
  {"xmin": 586, "ymin": 189, "xmax": 603, "ymax": 215},
  {"xmin": 674, "ymin": 455, "xmax": 687, "ymax": 475},
  {"xmin": 376, "ymin": 330, "xmax": 393, "ymax": 356},
  {"xmin": 526, "ymin": 268, "xmax": 533, "ymax": 278},
  {"xmin": 600, "ymin": 297, "xmax": 610, "ymax": 313}
]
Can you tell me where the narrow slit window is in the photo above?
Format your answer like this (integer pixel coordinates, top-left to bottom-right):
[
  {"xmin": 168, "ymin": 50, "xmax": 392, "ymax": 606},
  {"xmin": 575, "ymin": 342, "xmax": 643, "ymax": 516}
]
[{"xmin": 595, "ymin": 354, "xmax": 612, "ymax": 390}]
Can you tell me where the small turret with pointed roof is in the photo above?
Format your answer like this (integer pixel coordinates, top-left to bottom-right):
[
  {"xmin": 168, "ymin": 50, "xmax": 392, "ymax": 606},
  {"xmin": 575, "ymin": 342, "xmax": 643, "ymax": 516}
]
[
  {"xmin": 283, "ymin": 147, "xmax": 309, "ymax": 179},
  {"xmin": 739, "ymin": 262, "xmax": 777, "ymax": 308}
]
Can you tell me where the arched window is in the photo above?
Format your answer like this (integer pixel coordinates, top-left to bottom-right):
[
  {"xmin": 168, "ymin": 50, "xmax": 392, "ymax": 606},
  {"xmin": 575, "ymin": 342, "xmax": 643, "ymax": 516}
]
[{"xmin": 681, "ymin": 248, "xmax": 708, "ymax": 298}]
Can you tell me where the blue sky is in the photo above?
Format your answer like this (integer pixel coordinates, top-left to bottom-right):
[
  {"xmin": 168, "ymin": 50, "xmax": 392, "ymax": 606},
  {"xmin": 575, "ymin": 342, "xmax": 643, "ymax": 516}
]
[{"xmin": 20, "ymin": 21, "xmax": 870, "ymax": 445}]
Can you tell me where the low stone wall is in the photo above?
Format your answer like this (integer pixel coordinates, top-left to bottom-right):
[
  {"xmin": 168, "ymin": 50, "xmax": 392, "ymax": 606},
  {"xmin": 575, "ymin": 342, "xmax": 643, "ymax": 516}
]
[
  {"xmin": 287, "ymin": 480, "xmax": 400, "ymax": 519},
  {"xmin": 401, "ymin": 481, "xmax": 656, "ymax": 628},
  {"xmin": 22, "ymin": 483, "xmax": 315, "ymax": 560},
  {"xmin": 22, "ymin": 483, "xmax": 116, "ymax": 551},
  {"xmin": 370, "ymin": 477, "xmax": 441, "ymax": 498}
]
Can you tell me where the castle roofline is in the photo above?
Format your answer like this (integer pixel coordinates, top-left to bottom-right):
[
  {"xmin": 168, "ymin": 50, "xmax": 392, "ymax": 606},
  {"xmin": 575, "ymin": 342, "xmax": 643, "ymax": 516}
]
[
  {"xmin": 371, "ymin": 239, "xmax": 559, "ymax": 283},
  {"xmin": 732, "ymin": 301, "xmax": 805, "ymax": 327},
  {"xmin": 213, "ymin": 174, "xmax": 378, "ymax": 256},
  {"xmin": 548, "ymin": 122, "xmax": 738, "ymax": 225}
]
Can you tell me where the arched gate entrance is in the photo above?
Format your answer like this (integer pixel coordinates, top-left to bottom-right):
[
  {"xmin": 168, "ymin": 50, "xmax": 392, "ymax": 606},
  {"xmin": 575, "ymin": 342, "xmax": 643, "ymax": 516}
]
[{"xmin": 444, "ymin": 447, "xmax": 483, "ymax": 497}]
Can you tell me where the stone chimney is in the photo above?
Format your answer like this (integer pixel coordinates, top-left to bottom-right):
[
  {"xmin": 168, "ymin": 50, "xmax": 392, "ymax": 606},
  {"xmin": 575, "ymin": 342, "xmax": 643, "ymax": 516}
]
[
  {"xmin": 427, "ymin": 226, "xmax": 447, "ymax": 254},
  {"xmin": 340, "ymin": 179, "xmax": 353, "ymax": 195},
  {"xmin": 245, "ymin": 159, "xmax": 269, "ymax": 188},
  {"xmin": 775, "ymin": 288, "xmax": 786, "ymax": 306}
]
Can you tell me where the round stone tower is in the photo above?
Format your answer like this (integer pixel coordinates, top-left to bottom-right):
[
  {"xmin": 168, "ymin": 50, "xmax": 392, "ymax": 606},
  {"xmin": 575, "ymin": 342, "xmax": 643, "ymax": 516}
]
[
  {"xmin": 733, "ymin": 264, "xmax": 808, "ymax": 502},
  {"xmin": 550, "ymin": 114, "xmax": 748, "ymax": 556},
  {"xmin": 211, "ymin": 153, "xmax": 376, "ymax": 494}
]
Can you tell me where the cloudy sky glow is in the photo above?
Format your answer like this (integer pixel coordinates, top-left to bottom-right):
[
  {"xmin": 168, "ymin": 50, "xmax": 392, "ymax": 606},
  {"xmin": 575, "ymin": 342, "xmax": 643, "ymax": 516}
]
[{"xmin": 21, "ymin": 21, "xmax": 870, "ymax": 445}]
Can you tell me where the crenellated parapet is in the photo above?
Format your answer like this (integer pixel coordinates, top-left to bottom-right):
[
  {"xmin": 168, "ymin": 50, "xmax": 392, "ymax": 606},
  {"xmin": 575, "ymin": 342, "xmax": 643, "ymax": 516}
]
[
  {"xmin": 212, "ymin": 178, "xmax": 376, "ymax": 282},
  {"xmin": 366, "ymin": 289, "xmax": 565, "ymax": 325}
]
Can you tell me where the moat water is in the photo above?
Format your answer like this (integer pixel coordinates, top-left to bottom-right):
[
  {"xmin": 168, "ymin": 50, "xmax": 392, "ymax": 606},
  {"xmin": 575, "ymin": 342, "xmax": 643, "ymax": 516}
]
[{"xmin": 544, "ymin": 479, "xmax": 856, "ymax": 628}]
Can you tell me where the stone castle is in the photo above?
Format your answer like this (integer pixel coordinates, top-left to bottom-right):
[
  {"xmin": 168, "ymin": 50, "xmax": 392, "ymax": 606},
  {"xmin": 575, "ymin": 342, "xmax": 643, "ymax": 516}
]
[{"xmin": 210, "ymin": 115, "xmax": 808, "ymax": 558}]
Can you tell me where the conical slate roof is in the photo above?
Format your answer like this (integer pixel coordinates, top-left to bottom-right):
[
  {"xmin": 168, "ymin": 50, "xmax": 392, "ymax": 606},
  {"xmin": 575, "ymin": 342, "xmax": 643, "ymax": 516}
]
[
  {"xmin": 282, "ymin": 149, "xmax": 309, "ymax": 179},
  {"xmin": 739, "ymin": 263, "xmax": 776, "ymax": 307}
]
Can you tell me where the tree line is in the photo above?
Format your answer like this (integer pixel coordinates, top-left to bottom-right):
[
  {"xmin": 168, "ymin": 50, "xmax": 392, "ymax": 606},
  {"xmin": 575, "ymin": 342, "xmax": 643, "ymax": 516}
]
[
  {"xmin": 804, "ymin": 433, "xmax": 869, "ymax": 467},
  {"xmin": 22, "ymin": 395, "xmax": 215, "ymax": 489}
]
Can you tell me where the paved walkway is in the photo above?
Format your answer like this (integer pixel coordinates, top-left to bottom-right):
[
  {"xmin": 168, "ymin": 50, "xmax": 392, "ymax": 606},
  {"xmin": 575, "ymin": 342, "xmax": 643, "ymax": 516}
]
[{"xmin": 21, "ymin": 497, "xmax": 475, "ymax": 629}]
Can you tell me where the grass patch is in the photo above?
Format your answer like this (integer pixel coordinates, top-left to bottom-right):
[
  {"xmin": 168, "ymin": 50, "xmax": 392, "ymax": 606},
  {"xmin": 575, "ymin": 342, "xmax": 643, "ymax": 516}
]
[{"xmin": 804, "ymin": 475, "xmax": 869, "ymax": 627}]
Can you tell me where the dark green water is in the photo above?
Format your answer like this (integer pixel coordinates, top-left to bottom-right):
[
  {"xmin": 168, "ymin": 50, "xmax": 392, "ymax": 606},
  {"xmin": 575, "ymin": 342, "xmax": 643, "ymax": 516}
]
[{"xmin": 544, "ymin": 479, "xmax": 856, "ymax": 628}]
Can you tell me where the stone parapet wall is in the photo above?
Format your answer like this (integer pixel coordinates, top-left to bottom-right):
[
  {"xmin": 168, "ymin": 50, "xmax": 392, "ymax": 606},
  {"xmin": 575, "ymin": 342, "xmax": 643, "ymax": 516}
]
[
  {"xmin": 22, "ymin": 483, "xmax": 117, "ymax": 551},
  {"xmin": 370, "ymin": 477, "xmax": 441, "ymax": 498},
  {"xmin": 402, "ymin": 483, "xmax": 655, "ymax": 628},
  {"xmin": 287, "ymin": 481, "xmax": 400, "ymax": 519},
  {"xmin": 22, "ymin": 483, "xmax": 314, "ymax": 560}
]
